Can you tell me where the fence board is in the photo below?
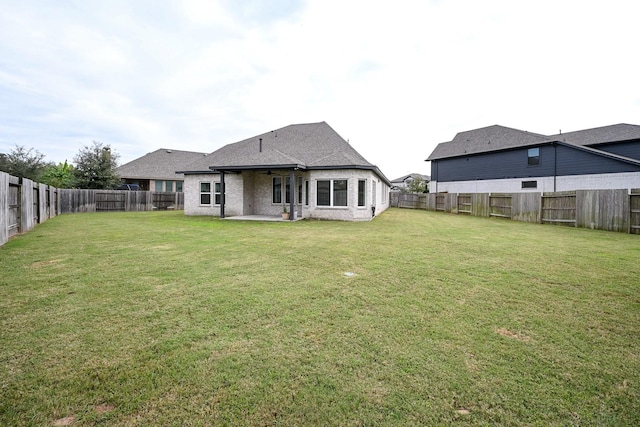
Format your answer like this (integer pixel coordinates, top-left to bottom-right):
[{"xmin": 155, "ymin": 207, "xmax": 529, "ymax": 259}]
[
  {"xmin": 577, "ymin": 189, "xmax": 629, "ymax": 232},
  {"xmin": 435, "ymin": 194, "xmax": 445, "ymax": 212},
  {"xmin": 471, "ymin": 193, "xmax": 490, "ymax": 217},
  {"xmin": 39, "ymin": 183, "xmax": 48, "ymax": 222},
  {"xmin": 542, "ymin": 192, "xmax": 576, "ymax": 226},
  {"xmin": 96, "ymin": 191, "xmax": 126, "ymax": 211},
  {"xmin": 512, "ymin": 192, "xmax": 541, "ymax": 223},
  {"xmin": 458, "ymin": 194, "xmax": 471, "ymax": 215},
  {"xmin": 8, "ymin": 177, "xmax": 19, "ymax": 237},
  {"xmin": 60, "ymin": 189, "xmax": 96, "ymax": 213},
  {"xmin": 0, "ymin": 172, "xmax": 8, "ymax": 246},
  {"xmin": 489, "ymin": 194, "xmax": 512, "ymax": 218},
  {"xmin": 630, "ymin": 192, "xmax": 640, "ymax": 234},
  {"xmin": 21, "ymin": 178, "xmax": 36, "ymax": 233},
  {"xmin": 426, "ymin": 193, "xmax": 436, "ymax": 211}
]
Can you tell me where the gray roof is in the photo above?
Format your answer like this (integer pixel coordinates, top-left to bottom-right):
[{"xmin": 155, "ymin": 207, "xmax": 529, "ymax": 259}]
[
  {"xmin": 427, "ymin": 125, "xmax": 547, "ymax": 160},
  {"xmin": 391, "ymin": 173, "xmax": 430, "ymax": 183},
  {"xmin": 427, "ymin": 123, "xmax": 640, "ymax": 161},
  {"xmin": 117, "ymin": 148, "xmax": 208, "ymax": 180},
  {"xmin": 180, "ymin": 121, "xmax": 390, "ymax": 184},
  {"xmin": 547, "ymin": 123, "xmax": 640, "ymax": 146}
]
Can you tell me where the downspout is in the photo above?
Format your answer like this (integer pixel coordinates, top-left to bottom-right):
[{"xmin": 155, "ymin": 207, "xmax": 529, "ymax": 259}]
[
  {"xmin": 220, "ymin": 171, "xmax": 225, "ymax": 219},
  {"xmin": 434, "ymin": 161, "xmax": 438, "ymax": 193},
  {"xmin": 289, "ymin": 169, "xmax": 295, "ymax": 221}
]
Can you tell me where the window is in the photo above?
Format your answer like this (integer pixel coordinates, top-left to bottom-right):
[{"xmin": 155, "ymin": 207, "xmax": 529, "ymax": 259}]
[
  {"xmin": 358, "ymin": 180, "xmax": 366, "ymax": 207},
  {"xmin": 165, "ymin": 181, "xmax": 173, "ymax": 192},
  {"xmin": 214, "ymin": 182, "xmax": 223, "ymax": 205},
  {"xmin": 522, "ymin": 180, "xmax": 537, "ymax": 189},
  {"xmin": 272, "ymin": 177, "xmax": 282, "ymax": 204},
  {"xmin": 317, "ymin": 179, "xmax": 347, "ymax": 207},
  {"xmin": 333, "ymin": 180, "xmax": 347, "ymax": 206},
  {"xmin": 285, "ymin": 177, "xmax": 291, "ymax": 204},
  {"xmin": 317, "ymin": 180, "xmax": 331, "ymax": 206},
  {"xmin": 528, "ymin": 147, "xmax": 540, "ymax": 166},
  {"xmin": 176, "ymin": 181, "xmax": 183, "ymax": 192},
  {"xmin": 200, "ymin": 182, "xmax": 211, "ymax": 205},
  {"xmin": 304, "ymin": 180, "xmax": 309, "ymax": 205},
  {"xmin": 155, "ymin": 180, "xmax": 163, "ymax": 192},
  {"xmin": 297, "ymin": 177, "xmax": 303, "ymax": 204}
]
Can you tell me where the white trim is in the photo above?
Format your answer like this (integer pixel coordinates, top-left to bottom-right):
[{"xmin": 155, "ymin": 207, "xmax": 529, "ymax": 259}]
[
  {"xmin": 199, "ymin": 180, "xmax": 212, "ymax": 206},
  {"xmin": 316, "ymin": 178, "xmax": 348, "ymax": 207}
]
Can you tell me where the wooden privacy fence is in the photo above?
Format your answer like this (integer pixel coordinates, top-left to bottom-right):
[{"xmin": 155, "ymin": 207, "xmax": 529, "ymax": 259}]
[
  {"xmin": 1, "ymin": 171, "xmax": 185, "ymax": 247},
  {"xmin": 391, "ymin": 189, "xmax": 640, "ymax": 234},
  {"xmin": 58, "ymin": 190, "xmax": 184, "ymax": 213}
]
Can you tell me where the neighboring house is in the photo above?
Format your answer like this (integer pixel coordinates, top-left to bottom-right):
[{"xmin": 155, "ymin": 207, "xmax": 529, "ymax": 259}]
[
  {"xmin": 427, "ymin": 123, "xmax": 640, "ymax": 193},
  {"xmin": 178, "ymin": 122, "xmax": 391, "ymax": 221},
  {"xmin": 390, "ymin": 173, "xmax": 430, "ymax": 192},
  {"xmin": 116, "ymin": 149, "xmax": 208, "ymax": 191}
]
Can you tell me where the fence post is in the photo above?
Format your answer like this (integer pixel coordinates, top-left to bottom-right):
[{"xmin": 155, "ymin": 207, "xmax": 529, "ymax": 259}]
[{"xmin": 0, "ymin": 172, "xmax": 8, "ymax": 246}]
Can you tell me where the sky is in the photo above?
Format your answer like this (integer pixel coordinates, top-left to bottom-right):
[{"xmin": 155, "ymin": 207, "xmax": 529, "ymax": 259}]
[{"xmin": 1, "ymin": 0, "xmax": 639, "ymax": 180}]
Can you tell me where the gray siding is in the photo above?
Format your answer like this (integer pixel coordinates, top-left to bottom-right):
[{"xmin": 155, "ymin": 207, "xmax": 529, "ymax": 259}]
[
  {"xmin": 555, "ymin": 145, "xmax": 640, "ymax": 175},
  {"xmin": 590, "ymin": 140, "xmax": 640, "ymax": 161},
  {"xmin": 433, "ymin": 144, "xmax": 640, "ymax": 183},
  {"xmin": 432, "ymin": 146, "xmax": 554, "ymax": 182}
]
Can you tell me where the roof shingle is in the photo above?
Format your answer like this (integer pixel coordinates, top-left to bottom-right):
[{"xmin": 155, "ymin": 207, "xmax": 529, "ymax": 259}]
[{"xmin": 117, "ymin": 148, "xmax": 208, "ymax": 180}]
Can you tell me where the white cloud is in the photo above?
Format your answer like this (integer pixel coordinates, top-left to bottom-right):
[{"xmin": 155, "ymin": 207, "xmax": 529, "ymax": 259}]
[{"xmin": 1, "ymin": 0, "xmax": 639, "ymax": 179}]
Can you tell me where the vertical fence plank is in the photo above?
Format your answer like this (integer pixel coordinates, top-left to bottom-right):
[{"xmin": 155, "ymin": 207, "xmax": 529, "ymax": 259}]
[
  {"xmin": 576, "ymin": 189, "xmax": 629, "ymax": 232},
  {"xmin": 39, "ymin": 183, "xmax": 47, "ymax": 223},
  {"xmin": 0, "ymin": 172, "xmax": 8, "ymax": 246},
  {"xmin": 630, "ymin": 189, "xmax": 640, "ymax": 234},
  {"xmin": 471, "ymin": 193, "xmax": 490, "ymax": 217},
  {"xmin": 512, "ymin": 192, "xmax": 542, "ymax": 223},
  {"xmin": 21, "ymin": 178, "xmax": 36, "ymax": 233}
]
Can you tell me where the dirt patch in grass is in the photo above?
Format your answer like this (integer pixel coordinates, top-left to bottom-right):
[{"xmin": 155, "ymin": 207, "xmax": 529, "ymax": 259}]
[
  {"xmin": 53, "ymin": 415, "xmax": 76, "ymax": 425},
  {"xmin": 96, "ymin": 403, "xmax": 115, "ymax": 414},
  {"xmin": 30, "ymin": 259, "xmax": 63, "ymax": 268},
  {"xmin": 495, "ymin": 327, "xmax": 531, "ymax": 342}
]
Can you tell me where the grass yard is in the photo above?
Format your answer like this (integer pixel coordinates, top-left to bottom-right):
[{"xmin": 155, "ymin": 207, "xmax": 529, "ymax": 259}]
[{"xmin": 0, "ymin": 208, "xmax": 639, "ymax": 426}]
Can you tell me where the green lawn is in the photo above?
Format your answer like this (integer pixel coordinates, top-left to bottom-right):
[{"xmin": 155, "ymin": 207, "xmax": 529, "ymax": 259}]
[{"xmin": 1, "ymin": 208, "xmax": 638, "ymax": 426}]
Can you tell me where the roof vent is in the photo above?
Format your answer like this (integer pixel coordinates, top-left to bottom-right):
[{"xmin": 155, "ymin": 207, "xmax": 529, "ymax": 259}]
[
  {"xmin": 166, "ymin": 150, "xmax": 172, "ymax": 153},
  {"xmin": 259, "ymin": 138, "xmax": 262, "ymax": 152}
]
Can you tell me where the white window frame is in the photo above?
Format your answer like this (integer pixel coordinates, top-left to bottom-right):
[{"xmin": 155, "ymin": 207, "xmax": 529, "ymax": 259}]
[
  {"xmin": 357, "ymin": 179, "xmax": 366, "ymax": 208},
  {"xmin": 316, "ymin": 179, "xmax": 348, "ymax": 207},
  {"xmin": 199, "ymin": 181, "xmax": 212, "ymax": 205}
]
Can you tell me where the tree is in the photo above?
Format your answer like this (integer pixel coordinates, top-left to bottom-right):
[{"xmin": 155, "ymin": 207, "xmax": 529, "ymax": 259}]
[
  {"xmin": 73, "ymin": 141, "xmax": 120, "ymax": 189},
  {"xmin": 0, "ymin": 153, "xmax": 8, "ymax": 172},
  {"xmin": 1, "ymin": 144, "xmax": 49, "ymax": 181},
  {"xmin": 42, "ymin": 160, "xmax": 75, "ymax": 188},
  {"xmin": 405, "ymin": 176, "xmax": 428, "ymax": 193}
]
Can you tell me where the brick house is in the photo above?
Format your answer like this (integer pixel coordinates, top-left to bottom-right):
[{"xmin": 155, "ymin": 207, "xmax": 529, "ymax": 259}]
[{"xmin": 178, "ymin": 122, "xmax": 391, "ymax": 221}]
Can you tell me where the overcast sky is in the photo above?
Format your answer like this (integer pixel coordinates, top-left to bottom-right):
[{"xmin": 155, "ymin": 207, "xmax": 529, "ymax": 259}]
[{"xmin": 1, "ymin": 0, "xmax": 639, "ymax": 180}]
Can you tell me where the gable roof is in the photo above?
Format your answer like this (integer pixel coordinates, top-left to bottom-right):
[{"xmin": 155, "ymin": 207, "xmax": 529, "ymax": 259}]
[
  {"xmin": 547, "ymin": 123, "xmax": 640, "ymax": 146},
  {"xmin": 117, "ymin": 148, "xmax": 208, "ymax": 180},
  {"xmin": 180, "ymin": 121, "xmax": 390, "ymax": 184},
  {"xmin": 427, "ymin": 123, "xmax": 640, "ymax": 162},
  {"xmin": 427, "ymin": 125, "xmax": 547, "ymax": 160},
  {"xmin": 391, "ymin": 173, "xmax": 430, "ymax": 184}
]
